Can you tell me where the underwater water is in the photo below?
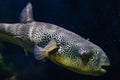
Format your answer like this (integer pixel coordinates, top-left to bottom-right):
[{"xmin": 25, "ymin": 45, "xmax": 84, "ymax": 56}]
[{"xmin": 0, "ymin": 0, "xmax": 119, "ymax": 80}]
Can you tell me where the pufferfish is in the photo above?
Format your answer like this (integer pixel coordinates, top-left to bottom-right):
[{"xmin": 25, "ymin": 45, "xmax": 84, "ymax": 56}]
[{"xmin": 0, "ymin": 3, "xmax": 110, "ymax": 76}]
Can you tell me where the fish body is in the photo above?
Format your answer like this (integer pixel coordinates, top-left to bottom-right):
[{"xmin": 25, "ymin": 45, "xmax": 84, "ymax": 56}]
[{"xmin": 0, "ymin": 3, "xmax": 110, "ymax": 76}]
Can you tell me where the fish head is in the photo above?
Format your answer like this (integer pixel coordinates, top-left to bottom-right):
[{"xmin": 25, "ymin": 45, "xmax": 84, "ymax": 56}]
[
  {"xmin": 76, "ymin": 45, "xmax": 110, "ymax": 76},
  {"xmin": 48, "ymin": 43, "xmax": 110, "ymax": 76}
]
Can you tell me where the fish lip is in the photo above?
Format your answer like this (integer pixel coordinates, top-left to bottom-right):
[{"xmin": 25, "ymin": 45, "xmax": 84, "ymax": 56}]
[{"xmin": 100, "ymin": 68, "xmax": 106, "ymax": 73}]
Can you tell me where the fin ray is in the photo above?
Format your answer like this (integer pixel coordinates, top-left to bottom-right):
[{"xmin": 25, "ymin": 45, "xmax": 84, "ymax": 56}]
[{"xmin": 34, "ymin": 45, "xmax": 46, "ymax": 60}]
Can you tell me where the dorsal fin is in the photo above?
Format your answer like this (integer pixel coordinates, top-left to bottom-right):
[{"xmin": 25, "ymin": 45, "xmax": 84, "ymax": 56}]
[{"xmin": 20, "ymin": 3, "xmax": 34, "ymax": 23}]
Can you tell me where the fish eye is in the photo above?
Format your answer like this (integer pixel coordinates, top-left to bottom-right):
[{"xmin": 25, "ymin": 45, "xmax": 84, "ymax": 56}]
[
  {"xmin": 80, "ymin": 52, "xmax": 91, "ymax": 60},
  {"xmin": 80, "ymin": 52, "xmax": 92, "ymax": 65}
]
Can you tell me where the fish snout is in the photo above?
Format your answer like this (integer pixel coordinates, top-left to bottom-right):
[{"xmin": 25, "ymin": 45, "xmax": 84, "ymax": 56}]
[{"xmin": 100, "ymin": 54, "xmax": 110, "ymax": 73}]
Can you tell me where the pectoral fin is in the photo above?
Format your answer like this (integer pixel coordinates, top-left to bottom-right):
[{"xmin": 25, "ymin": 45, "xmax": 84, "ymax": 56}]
[
  {"xmin": 34, "ymin": 45, "xmax": 46, "ymax": 60},
  {"xmin": 34, "ymin": 40, "xmax": 59, "ymax": 60}
]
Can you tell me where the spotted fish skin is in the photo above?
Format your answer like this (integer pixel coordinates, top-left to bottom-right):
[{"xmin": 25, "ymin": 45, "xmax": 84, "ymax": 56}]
[
  {"xmin": 0, "ymin": 21, "xmax": 97, "ymax": 53},
  {"xmin": 0, "ymin": 3, "xmax": 110, "ymax": 76}
]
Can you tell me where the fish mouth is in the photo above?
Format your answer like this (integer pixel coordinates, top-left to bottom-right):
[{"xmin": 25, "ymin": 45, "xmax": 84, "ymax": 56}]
[
  {"xmin": 100, "ymin": 63, "xmax": 110, "ymax": 73},
  {"xmin": 89, "ymin": 64, "xmax": 110, "ymax": 76}
]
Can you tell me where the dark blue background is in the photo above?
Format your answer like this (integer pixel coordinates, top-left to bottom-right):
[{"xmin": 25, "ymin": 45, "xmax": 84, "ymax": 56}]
[{"xmin": 0, "ymin": 0, "xmax": 120, "ymax": 80}]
